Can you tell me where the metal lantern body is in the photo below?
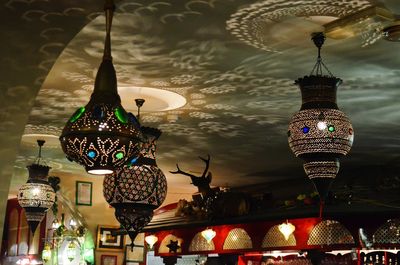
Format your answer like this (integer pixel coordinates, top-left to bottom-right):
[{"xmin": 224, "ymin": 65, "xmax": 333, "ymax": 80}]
[
  {"xmin": 103, "ymin": 127, "xmax": 167, "ymax": 242},
  {"xmin": 288, "ymin": 75, "xmax": 353, "ymax": 199},
  {"xmin": 18, "ymin": 164, "xmax": 56, "ymax": 233},
  {"xmin": 59, "ymin": 3, "xmax": 143, "ymax": 175}
]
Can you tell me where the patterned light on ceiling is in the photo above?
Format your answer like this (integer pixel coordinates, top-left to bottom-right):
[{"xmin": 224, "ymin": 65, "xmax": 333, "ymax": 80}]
[
  {"xmin": 59, "ymin": 0, "xmax": 143, "ymax": 175},
  {"xmin": 103, "ymin": 126, "xmax": 167, "ymax": 244},
  {"xmin": 288, "ymin": 32, "xmax": 354, "ymax": 201},
  {"xmin": 18, "ymin": 140, "xmax": 56, "ymax": 234}
]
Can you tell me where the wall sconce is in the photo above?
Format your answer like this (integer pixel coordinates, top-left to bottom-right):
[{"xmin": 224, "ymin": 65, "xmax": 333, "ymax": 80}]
[
  {"xmin": 278, "ymin": 221, "xmax": 295, "ymax": 241},
  {"xmin": 52, "ymin": 219, "xmax": 60, "ymax": 230},
  {"xmin": 145, "ymin": 234, "xmax": 158, "ymax": 249},
  {"xmin": 201, "ymin": 228, "xmax": 216, "ymax": 243},
  {"xmin": 69, "ymin": 219, "xmax": 77, "ymax": 229}
]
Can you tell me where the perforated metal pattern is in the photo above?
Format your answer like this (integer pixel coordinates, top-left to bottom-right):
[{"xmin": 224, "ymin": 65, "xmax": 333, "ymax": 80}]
[
  {"xmin": 308, "ymin": 220, "xmax": 355, "ymax": 245},
  {"xmin": 159, "ymin": 234, "xmax": 182, "ymax": 254},
  {"xmin": 223, "ymin": 228, "xmax": 252, "ymax": 250},
  {"xmin": 189, "ymin": 232, "xmax": 215, "ymax": 252},
  {"xmin": 373, "ymin": 219, "xmax": 400, "ymax": 244},
  {"xmin": 262, "ymin": 225, "xmax": 296, "ymax": 248}
]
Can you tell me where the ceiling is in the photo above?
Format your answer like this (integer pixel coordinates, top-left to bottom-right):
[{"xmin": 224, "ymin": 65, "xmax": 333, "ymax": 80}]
[{"xmin": 6, "ymin": 0, "xmax": 400, "ymax": 204}]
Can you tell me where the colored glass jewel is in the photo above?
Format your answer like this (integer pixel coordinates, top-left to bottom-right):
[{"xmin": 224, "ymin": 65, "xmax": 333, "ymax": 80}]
[
  {"xmin": 129, "ymin": 157, "xmax": 138, "ymax": 166},
  {"xmin": 328, "ymin": 125, "xmax": 335, "ymax": 132},
  {"xmin": 70, "ymin": 107, "xmax": 85, "ymax": 123},
  {"xmin": 93, "ymin": 105, "xmax": 104, "ymax": 120},
  {"xmin": 115, "ymin": 152, "xmax": 124, "ymax": 160},
  {"xmin": 88, "ymin": 150, "xmax": 97, "ymax": 158},
  {"xmin": 115, "ymin": 107, "xmax": 128, "ymax": 124},
  {"xmin": 302, "ymin": 126, "xmax": 310, "ymax": 134}
]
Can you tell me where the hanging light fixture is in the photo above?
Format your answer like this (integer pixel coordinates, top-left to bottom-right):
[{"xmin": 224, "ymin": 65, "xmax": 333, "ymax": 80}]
[
  {"xmin": 18, "ymin": 140, "xmax": 56, "ymax": 234},
  {"xmin": 66, "ymin": 241, "xmax": 76, "ymax": 262},
  {"xmin": 278, "ymin": 221, "xmax": 295, "ymax": 241},
  {"xmin": 288, "ymin": 32, "xmax": 354, "ymax": 202},
  {"xmin": 59, "ymin": 0, "xmax": 143, "ymax": 175},
  {"xmin": 201, "ymin": 228, "xmax": 216, "ymax": 243},
  {"xmin": 103, "ymin": 99, "xmax": 167, "ymax": 244},
  {"xmin": 145, "ymin": 234, "xmax": 158, "ymax": 249}
]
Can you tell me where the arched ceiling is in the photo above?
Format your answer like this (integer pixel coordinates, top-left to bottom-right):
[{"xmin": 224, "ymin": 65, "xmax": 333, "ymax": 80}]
[{"xmin": 8, "ymin": 0, "xmax": 400, "ymax": 204}]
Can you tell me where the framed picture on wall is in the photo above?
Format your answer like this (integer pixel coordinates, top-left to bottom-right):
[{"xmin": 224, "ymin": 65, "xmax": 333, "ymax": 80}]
[
  {"xmin": 125, "ymin": 245, "xmax": 145, "ymax": 263},
  {"xmin": 97, "ymin": 225, "xmax": 125, "ymax": 251},
  {"xmin": 101, "ymin": 255, "xmax": 117, "ymax": 265},
  {"xmin": 75, "ymin": 181, "xmax": 92, "ymax": 206}
]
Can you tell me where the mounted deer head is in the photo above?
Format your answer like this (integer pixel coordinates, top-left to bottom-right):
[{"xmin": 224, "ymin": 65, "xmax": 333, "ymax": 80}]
[{"xmin": 170, "ymin": 155, "xmax": 212, "ymax": 196}]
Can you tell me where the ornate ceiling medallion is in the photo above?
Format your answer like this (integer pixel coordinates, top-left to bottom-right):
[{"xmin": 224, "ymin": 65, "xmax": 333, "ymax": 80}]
[{"xmin": 226, "ymin": 0, "xmax": 371, "ymax": 52}]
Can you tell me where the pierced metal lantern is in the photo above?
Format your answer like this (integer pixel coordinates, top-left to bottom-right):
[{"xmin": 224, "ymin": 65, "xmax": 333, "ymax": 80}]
[
  {"xmin": 103, "ymin": 127, "xmax": 167, "ymax": 243},
  {"xmin": 18, "ymin": 140, "xmax": 56, "ymax": 234},
  {"xmin": 59, "ymin": 0, "xmax": 143, "ymax": 175},
  {"xmin": 288, "ymin": 33, "xmax": 354, "ymax": 200}
]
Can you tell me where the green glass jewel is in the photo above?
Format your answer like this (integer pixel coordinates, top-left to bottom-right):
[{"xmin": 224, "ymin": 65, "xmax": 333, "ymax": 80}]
[
  {"xmin": 70, "ymin": 107, "xmax": 85, "ymax": 123},
  {"xmin": 115, "ymin": 152, "xmax": 124, "ymax": 160},
  {"xmin": 328, "ymin": 125, "xmax": 335, "ymax": 132},
  {"xmin": 115, "ymin": 107, "xmax": 128, "ymax": 124}
]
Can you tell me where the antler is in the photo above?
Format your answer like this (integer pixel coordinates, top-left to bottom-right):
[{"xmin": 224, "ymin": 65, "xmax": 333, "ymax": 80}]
[
  {"xmin": 169, "ymin": 164, "xmax": 198, "ymax": 179},
  {"xmin": 199, "ymin": 154, "xmax": 210, "ymax": 178}
]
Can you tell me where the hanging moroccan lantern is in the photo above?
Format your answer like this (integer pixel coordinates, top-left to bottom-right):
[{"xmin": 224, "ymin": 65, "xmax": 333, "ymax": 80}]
[
  {"xmin": 42, "ymin": 243, "xmax": 52, "ymax": 263},
  {"xmin": 18, "ymin": 140, "xmax": 56, "ymax": 234},
  {"xmin": 66, "ymin": 241, "xmax": 76, "ymax": 262},
  {"xmin": 103, "ymin": 126, "xmax": 167, "ymax": 243},
  {"xmin": 288, "ymin": 32, "xmax": 353, "ymax": 201},
  {"xmin": 59, "ymin": 0, "xmax": 143, "ymax": 175}
]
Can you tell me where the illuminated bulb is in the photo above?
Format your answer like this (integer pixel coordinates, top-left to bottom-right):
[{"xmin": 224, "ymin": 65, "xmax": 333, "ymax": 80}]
[
  {"xmin": 52, "ymin": 219, "xmax": 60, "ymax": 229},
  {"xmin": 232, "ymin": 235, "xmax": 238, "ymax": 241},
  {"xmin": 201, "ymin": 228, "xmax": 216, "ymax": 243},
  {"xmin": 87, "ymin": 169, "xmax": 113, "ymax": 175},
  {"xmin": 32, "ymin": 188, "xmax": 40, "ymax": 196},
  {"xmin": 278, "ymin": 221, "xmax": 295, "ymax": 241},
  {"xmin": 317, "ymin": 121, "xmax": 327, "ymax": 130},
  {"xmin": 145, "ymin": 235, "xmax": 158, "ymax": 249},
  {"xmin": 69, "ymin": 219, "xmax": 77, "ymax": 228}
]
